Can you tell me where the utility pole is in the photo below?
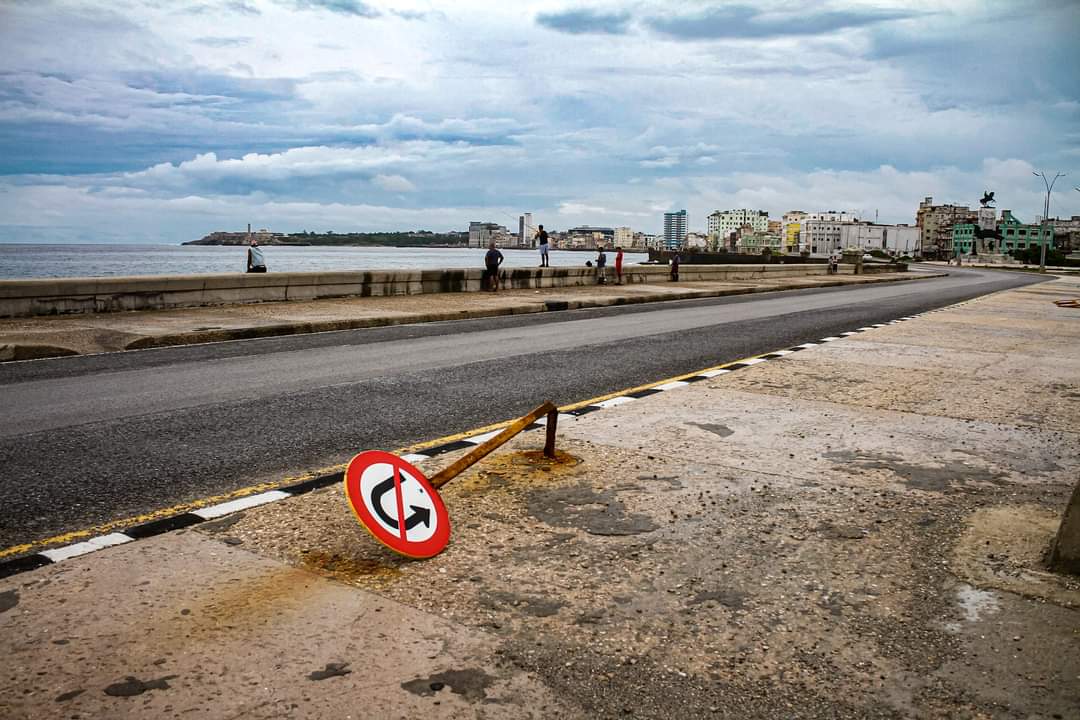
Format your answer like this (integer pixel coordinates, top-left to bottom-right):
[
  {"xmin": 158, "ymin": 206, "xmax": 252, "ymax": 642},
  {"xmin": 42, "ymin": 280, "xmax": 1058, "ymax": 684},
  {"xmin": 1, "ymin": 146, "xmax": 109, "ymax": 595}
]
[{"xmin": 1033, "ymin": 171, "xmax": 1065, "ymax": 273}]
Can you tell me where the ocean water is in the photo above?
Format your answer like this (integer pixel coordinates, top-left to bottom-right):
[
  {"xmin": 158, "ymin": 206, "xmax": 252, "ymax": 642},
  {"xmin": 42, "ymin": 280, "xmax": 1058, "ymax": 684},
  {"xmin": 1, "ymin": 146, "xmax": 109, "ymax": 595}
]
[{"xmin": 0, "ymin": 244, "xmax": 649, "ymax": 280}]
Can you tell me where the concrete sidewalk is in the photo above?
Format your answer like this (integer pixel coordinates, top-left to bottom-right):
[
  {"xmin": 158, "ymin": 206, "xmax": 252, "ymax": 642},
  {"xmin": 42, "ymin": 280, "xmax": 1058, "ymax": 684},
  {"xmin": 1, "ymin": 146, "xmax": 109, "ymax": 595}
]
[
  {"xmin": 2, "ymin": 277, "xmax": 1078, "ymax": 718},
  {"xmin": 0, "ymin": 270, "xmax": 932, "ymax": 360}
]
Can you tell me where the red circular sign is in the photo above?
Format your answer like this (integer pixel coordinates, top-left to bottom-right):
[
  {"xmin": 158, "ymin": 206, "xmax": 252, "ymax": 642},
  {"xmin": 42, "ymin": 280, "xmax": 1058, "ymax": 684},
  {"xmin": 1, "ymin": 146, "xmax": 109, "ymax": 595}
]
[{"xmin": 343, "ymin": 451, "xmax": 451, "ymax": 559}]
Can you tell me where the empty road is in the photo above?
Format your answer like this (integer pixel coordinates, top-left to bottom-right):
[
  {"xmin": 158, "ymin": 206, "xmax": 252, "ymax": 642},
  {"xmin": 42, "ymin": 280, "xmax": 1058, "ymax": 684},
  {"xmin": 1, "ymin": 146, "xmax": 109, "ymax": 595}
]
[{"xmin": 0, "ymin": 266, "xmax": 1045, "ymax": 549}]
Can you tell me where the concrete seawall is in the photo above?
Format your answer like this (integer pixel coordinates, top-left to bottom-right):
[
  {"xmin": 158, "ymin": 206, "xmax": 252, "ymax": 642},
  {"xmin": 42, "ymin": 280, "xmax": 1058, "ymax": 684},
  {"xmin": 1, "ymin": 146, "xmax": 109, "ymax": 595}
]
[{"xmin": 0, "ymin": 263, "xmax": 896, "ymax": 318}]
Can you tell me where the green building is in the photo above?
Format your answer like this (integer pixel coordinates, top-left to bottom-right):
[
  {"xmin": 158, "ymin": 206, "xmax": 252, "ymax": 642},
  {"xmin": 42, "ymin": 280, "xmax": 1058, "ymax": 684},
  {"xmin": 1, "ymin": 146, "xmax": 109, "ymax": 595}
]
[
  {"xmin": 952, "ymin": 223, "xmax": 978, "ymax": 254},
  {"xmin": 951, "ymin": 210, "xmax": 1054, "ymax": 256},
  {"xmin": 999, "ymin": 210, "xmax": 1054, "ymax": 254}
]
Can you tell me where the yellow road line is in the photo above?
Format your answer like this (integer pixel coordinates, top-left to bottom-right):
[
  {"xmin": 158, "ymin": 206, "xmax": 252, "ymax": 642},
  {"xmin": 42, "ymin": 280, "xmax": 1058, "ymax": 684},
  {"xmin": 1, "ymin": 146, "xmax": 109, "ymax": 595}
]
[{"xmin": 1, "ymin": 351, "xmax": 777, "ymax": 560}]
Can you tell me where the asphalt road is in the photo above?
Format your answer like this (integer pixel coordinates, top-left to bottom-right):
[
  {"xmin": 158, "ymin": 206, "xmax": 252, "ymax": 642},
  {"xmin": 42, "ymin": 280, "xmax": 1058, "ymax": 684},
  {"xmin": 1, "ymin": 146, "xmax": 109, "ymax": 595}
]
[{"xmin": 0, "ymin": 266, "xmax": 1046, "ymax": 548}]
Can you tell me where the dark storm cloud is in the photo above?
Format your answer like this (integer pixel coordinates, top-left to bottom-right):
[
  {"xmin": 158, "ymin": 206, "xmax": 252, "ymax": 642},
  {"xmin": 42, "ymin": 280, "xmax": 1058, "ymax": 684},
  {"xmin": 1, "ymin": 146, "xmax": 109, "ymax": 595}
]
[
  {"xmin": 536, "ymin": 9, "xmax": 632, "ymax": 35},
  {"xmin": 864, "ymin": 0, "xmax": 1080, "ymax": 108}
]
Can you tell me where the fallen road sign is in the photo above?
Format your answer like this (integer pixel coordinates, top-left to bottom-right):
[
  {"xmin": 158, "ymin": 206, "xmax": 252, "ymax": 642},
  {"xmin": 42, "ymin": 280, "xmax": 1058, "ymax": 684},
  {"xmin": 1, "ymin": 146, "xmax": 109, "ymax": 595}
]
[{"xmin": 343, "ymin": 451, "xmax": 450, "ymax": 559}]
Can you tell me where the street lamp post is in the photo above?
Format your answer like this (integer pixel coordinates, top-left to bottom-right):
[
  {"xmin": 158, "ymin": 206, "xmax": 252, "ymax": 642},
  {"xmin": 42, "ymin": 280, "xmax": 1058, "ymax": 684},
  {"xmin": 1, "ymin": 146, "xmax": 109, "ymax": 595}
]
[{"xmin": 1033, "ymin": 171, "xmax": 1066, "ymax": 273}]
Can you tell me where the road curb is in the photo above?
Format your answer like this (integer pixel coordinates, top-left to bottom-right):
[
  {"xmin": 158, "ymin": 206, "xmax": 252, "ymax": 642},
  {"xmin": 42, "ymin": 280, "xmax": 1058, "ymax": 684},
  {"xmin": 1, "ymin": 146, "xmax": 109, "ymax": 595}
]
[{"xmin": 0, "ymin": 298, "xmax": 968, "ymax": 580}]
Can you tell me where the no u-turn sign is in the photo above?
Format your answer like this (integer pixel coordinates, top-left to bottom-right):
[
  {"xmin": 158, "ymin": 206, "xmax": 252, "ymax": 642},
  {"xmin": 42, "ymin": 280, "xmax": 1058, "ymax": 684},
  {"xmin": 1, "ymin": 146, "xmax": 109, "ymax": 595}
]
[{"xmin": 344, "ymin": 451, "xmax": 451, "ymax": 559}]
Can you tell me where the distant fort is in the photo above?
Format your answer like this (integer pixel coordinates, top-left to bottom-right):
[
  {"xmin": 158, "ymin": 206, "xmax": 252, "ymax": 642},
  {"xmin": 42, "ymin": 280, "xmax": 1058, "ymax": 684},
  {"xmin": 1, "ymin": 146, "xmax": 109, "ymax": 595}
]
[{"xmin": 184, "ymin": 228, "xmax": 468, "ymax": 247}]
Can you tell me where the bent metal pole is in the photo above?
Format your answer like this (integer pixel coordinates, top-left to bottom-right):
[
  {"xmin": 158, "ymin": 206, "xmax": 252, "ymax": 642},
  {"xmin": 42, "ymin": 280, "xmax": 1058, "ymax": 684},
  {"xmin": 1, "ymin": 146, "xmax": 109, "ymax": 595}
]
[{"xmin": 429, "ymin": 401, "xmax": 559, "ymax": 490}]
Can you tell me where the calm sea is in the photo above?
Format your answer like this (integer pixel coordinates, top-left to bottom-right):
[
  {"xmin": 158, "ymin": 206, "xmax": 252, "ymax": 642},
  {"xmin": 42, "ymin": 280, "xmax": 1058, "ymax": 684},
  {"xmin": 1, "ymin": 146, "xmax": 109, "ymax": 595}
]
[{"xmin": 0, "ymin": 244, "xmax": 649, "ymax": 280}]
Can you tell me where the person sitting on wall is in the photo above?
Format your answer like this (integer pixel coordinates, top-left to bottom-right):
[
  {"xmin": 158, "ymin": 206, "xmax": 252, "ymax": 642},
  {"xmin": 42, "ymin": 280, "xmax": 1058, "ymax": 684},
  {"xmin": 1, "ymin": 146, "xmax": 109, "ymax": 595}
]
[{"xmin": 247, "ymin": 239, "xmax": 267, "ymax": 273}]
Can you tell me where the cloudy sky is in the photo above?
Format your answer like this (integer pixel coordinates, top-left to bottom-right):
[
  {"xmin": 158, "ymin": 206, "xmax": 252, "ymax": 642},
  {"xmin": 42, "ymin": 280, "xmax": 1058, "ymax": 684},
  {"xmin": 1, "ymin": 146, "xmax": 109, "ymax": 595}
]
[{"xmin": 0, "ymin": 0, "xmax": 1077, "ymax": 243}]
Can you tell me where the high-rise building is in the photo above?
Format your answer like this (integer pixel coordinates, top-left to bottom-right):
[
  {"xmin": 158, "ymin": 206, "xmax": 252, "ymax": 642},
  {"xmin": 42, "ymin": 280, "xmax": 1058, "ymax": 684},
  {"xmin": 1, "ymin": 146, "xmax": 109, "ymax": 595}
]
[
  {"xmin": 518, "ymin": 213, "xmax": 533, "ymax": 247},
  {"xmin": 663, "ymin": 210, "xmax": 687, "ymax": 249},
  {"xmin": 614, "ymin": 227, "xmax": 633, "ymax": 248}
]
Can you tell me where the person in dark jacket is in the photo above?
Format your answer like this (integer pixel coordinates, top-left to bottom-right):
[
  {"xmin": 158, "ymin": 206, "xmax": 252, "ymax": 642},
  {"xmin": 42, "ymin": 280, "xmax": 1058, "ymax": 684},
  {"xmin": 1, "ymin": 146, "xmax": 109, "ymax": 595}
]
[
  {"xmin": 670, "ymin": 251, "xmax": 680, "ymax": 282},
  {"xmin": 483, "ymin": 241, "xmax": 504, "ymax": 291}
]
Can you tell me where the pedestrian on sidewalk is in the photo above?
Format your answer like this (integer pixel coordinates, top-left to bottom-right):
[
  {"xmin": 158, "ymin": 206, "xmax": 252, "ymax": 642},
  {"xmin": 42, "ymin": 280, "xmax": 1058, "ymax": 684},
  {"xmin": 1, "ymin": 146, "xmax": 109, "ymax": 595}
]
[
  {"xmin": 614, "ymin": 246, "xmax": 624, "ymax": 284},
  {"xmin": 483, "ymin": 241, "xmax": 504, "ymax": 291},
  {"xmin": 596, "ymin": 246, "xmax": 607, "ymax": 284},
  {"xmin": 670, "ymin": 251, "xmax": 680, "ymax": 282},
  {"xmin": 246, "ymin": 239, "xmax": 267, "ymax": 273},
  {"xmin": 535, "ymin": 224, "xmax": 550, "ymax": 267}
]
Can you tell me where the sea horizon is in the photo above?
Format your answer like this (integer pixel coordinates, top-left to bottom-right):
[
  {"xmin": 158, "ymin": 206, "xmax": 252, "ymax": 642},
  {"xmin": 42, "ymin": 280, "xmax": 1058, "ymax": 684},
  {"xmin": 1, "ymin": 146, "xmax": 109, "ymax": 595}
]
[{"xmin": 0, "ymin": 243, "xmax": 649, "ymax": 280}]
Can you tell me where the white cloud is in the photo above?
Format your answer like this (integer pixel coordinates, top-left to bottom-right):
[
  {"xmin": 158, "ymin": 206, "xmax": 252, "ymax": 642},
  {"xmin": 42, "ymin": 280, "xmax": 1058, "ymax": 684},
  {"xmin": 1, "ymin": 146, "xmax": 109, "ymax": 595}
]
[
  {"xmin": 372, "ymin": 174, "xmax": 416, "ymax": 192},
  {"xmin": 0, "ymin": 0, "xmax": 1077, "ymax": 245}
]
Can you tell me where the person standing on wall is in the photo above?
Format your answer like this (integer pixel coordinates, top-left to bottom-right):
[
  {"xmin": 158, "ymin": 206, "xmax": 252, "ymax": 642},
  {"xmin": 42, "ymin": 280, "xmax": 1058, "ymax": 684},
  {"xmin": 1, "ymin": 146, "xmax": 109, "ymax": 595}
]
[
  {"xmin": 614, "ymin": 246, "xmax": 624, "ymax": 285},
  {"xmin": 247, "ymin": 239, "xmax": 267, "ymax": 273},
  {"xmin": 483, "ymin": 240, "xmax": 504, "ymax": 291},
  {"xmin": 535, "ymin": 224, "xmax": 550, "ymax": 267}
]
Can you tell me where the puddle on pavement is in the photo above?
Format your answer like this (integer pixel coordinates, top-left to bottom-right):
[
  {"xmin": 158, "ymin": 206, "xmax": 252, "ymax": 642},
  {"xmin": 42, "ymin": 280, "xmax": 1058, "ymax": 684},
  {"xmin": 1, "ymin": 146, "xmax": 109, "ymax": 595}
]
[
  {"xmin": 526, "ymin": 479, "xmax": 659, "ymax": 536},
  {"xmin": 947, "ymin": 584, "xmax": 1001, "ymax": 631},
  {"xmin": 0, "ymin": 588, "xmax": 18, "ymax": 613},
  {"xmin": 823, "ymin": 450, "xmax": 1007, "ymax": 491},
  {"xmin": 299, "ymin": 550, "xmax": 402, "ymax": 584},
  {"xmin": 103, "ymin": 674, "xmax": 178, "ymax": 697},
  {"xmin": 401, "ymin": 668, "xmax": 495, "ymax": 702}
]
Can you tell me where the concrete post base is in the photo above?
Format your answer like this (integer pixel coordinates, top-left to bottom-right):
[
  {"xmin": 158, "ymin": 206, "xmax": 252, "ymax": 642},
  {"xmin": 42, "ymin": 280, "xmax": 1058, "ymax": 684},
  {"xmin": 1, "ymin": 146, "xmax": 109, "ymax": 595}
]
[{"xmin": 1048, "ymin": 479, "xmax": 1080, "ymax": 574}]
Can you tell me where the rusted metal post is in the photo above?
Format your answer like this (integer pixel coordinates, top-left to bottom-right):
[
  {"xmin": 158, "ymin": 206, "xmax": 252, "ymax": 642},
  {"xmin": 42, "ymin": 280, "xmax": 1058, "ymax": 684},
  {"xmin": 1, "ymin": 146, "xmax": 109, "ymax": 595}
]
[
  {"xmin": 544, "ymin": 408, "xmax": 558, "ymax": 458},
  {"xmin": 429, "ymin": 401, "xmax": 557, "ymax": 489}
]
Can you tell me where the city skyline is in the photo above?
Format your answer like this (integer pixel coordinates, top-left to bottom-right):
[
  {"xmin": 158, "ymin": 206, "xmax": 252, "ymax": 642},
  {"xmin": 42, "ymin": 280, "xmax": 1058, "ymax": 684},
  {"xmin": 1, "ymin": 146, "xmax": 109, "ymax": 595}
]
[{"xmin": 0, "ymin": 0, "xmax": 1077, "ymax": 244}]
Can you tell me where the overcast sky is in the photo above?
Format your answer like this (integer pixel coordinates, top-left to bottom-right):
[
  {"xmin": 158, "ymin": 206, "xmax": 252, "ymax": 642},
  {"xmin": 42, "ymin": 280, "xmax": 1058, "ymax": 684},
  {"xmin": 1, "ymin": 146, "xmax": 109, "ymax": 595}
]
[{"xmin": 1, "ymin": 0, "xmax": 1077, "ymax": 243}]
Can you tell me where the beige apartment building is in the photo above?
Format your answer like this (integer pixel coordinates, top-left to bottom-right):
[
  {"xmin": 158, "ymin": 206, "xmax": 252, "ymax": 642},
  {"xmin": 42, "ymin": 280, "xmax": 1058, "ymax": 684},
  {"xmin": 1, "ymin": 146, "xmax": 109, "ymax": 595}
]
[{"xmin": 916, "ymin": 197, "xmax": 973, "ymax": 258}]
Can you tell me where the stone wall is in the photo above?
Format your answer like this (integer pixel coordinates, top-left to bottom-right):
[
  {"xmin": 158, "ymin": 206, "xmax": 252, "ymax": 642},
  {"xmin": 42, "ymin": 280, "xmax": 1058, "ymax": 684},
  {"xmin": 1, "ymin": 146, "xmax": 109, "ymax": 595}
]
[{"xmin": 0, "ymin": 263, "xmax": 892, "ymax": 318}]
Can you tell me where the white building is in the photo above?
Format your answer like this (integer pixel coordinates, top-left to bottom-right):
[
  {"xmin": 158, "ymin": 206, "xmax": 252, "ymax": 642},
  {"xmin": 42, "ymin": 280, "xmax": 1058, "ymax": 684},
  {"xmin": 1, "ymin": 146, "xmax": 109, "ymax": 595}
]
[
  {"xmin": 707, "ymin": 209, "xmax": 769, "ymax": 238},
  {"xmin": 638, "ymin": 233, "xmax": 658, "ymax": 249},
  {"xmin": 803, "ymin": 219, "xmax": 844, "ymax": 255},
  {"xmin": 469, "ymin": 221, "xmax": 509, "ymax": 248},
  {"xmin": 885, "ymin": 225, "xmax": 919, "ymax": 255},
  {"xmin": 837, "ymin": 223, "xmax": 920, "ymax": 255},
  {"xmin": 614, "ymin": 226, "xmax": 633, "ymax": 248},
  {"xmin": 806, "ymin": 210, "xmax": 859, "ymax": 223},
  {"xmin": 685, "ymin": 232, "xmax": 709, "ymax": 249}
]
